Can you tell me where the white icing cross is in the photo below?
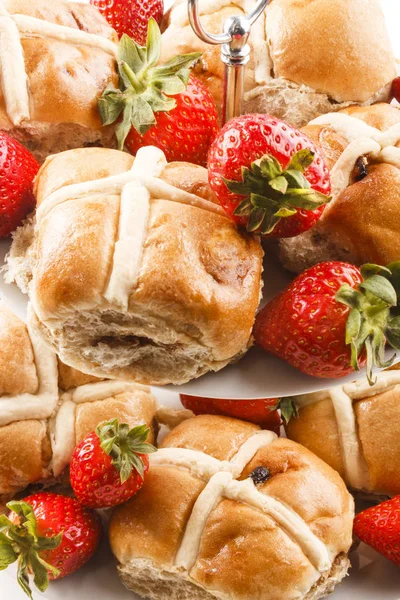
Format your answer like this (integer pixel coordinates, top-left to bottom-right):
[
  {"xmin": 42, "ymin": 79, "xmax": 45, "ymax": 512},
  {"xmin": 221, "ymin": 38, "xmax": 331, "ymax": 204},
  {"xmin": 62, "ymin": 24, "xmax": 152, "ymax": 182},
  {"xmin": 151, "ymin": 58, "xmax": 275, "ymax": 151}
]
[
  {"xmin": 36, "ymin": 146, "xmax": 227, "ymax": 312},
  {"xmin": 0, "ymin": 0, "xmax": 118, "ymax": 125},
  {"xmin": 0, "ymin": 302, "xmax": 150, "ymax": 477},
  {"xmin": 295, "ymin": 370, "xmax": 400, "ymax": 490},
  {"xmin": 310, "ymin": 112, "xmax": 400, "ymax": 198},
  {"xmin": 151, "ymin": 429, "xmax": 333, "ymax": 580}
]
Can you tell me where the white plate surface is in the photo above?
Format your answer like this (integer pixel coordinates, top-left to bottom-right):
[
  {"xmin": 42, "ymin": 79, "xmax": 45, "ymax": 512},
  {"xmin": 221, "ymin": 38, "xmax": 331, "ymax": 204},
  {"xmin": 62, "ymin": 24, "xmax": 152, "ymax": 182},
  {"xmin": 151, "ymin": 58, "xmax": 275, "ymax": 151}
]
[{"xmin": 1, "ymin": 389, "xmax": 400, "ymax": 600}]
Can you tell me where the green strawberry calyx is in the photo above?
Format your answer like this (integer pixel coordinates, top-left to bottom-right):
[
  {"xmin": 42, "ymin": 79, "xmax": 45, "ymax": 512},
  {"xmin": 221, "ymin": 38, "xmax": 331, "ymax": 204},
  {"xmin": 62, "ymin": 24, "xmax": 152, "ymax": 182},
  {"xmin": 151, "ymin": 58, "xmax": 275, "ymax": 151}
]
[
  {"xmin": 223, "ymin": 149, "xmax": 331, "ymax": 234},
  {"xmin": 97, "ymin": 420, "xmax": 157, "ymax": 484},
  {"xmin": 336, "ymin": 261, "xmax": 400, "ymax": 384},
  {"xmin": 0, "ymin": 501, "xmax": 62, "ymax": 599},
  {"xmin": 98, "ymin": 18, "xmax": 201, "ymax": 150},
  {"xmin": 272, "ymin": 397, "xmax": 299, "ymax": 424}
]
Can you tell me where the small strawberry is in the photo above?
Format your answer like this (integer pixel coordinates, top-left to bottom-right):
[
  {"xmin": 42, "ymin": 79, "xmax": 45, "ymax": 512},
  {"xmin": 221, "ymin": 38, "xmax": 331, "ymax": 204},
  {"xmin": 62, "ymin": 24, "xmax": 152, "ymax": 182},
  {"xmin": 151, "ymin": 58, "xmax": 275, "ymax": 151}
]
[
  {"xmin": 391, "ymin": 77, "xmax": 400, "ymax": 104},
  {"xmin": 254, "ymin": 261, "xmax": 400, "ymax": 382},
  {"xmin": 70, "ymin": 420, "xmax": 156, "ymax": 509},
  {"xmin": 0, "ymin": 132, "xmax": 40, "ymax": 238},
  {"xmin": 0, "ymin": 493, "xmax": 101, "ymax": 598},
  {"xmin": 180, "ymin": 395, "xmax": 281, "ymax": 435},
  {"xmin": 354, "ymin": 496, "xmax": 400, "ymax": 567},
  {"xmin": 207, "ymin": 113, "xmax": 331, "ymax": 238},
  {"xmin": 99, "ymin": 19, "xmax": 219, "ymax": 166},
  {"xmin": 90, "ymin": 0, "xmax": 163, "ymax": 45}
]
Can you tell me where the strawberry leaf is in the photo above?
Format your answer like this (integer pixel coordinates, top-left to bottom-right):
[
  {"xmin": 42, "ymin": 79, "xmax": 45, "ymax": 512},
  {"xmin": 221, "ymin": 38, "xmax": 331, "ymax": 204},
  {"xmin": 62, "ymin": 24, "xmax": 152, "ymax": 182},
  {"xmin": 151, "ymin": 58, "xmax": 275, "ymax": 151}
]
[
  {"xmin": 146, "ymin": 18, "xmax": 161, "ymax": 68},
  {"xmin": 29, "ymin": 551, "xmax": 50, "ymax": 593},
  {"xmin": 97, "ymin": 420, "xmax": 156, "ymax": 484},
  {"xmin": 118, "ymin": 34, "xmax": 145, "ymax": 72},
  {"xmin": 0, "ymin": 542, "xmax": 17, "ymax": 569},
  {"xmin": 17, "ymin": 554, "xmax": 32, "ymax": 600},
  {"xmin": 269, "ymin": 175, "xmax": 288, "ymax": 194},
  {"xmin": 99, "ymin": 19, "xmax": 201, "ymax": 145},
  {"xmin": 287, "ymin": 149, "xmax": 315, "ymax": 172},
  {"xmin": 275, "ymin": 398, "xmax": 299, "ymax": 424},
  {"xmin": 359, "ymin": 275, "xmax": 397, "ymax": 306},
  {"xmin": 222, "ymin": 149, "xmax": 330, "ymax": 234}
]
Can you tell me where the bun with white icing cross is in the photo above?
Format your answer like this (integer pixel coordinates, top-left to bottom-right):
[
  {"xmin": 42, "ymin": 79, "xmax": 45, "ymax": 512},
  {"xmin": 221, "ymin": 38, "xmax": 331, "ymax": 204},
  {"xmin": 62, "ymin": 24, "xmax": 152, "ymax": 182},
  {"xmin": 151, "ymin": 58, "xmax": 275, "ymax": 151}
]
[
  {"xmin": 162, "ymin": 0, "xmax": 396, "ymax": 126},
  {"xmin": 280, "ymin": 103, "xmax": 400, "ymax": 272},
  {"xmin": 285, "ymin": 364, "xmax": 400, "ymax": 498},
  {"xmin": 109, "ymin": 414, "xmax": 354, "ymax": 600},
  {"xmin": 6, "ymin": 146, "xmax": 263, "ymax": 386},
  {"xmin": 0, "ymin": 0, "xmax": 119, "ymax": 163},
  {"xmin": 0, "ymin": 301, "xmax": 158, "ymax": 510}
]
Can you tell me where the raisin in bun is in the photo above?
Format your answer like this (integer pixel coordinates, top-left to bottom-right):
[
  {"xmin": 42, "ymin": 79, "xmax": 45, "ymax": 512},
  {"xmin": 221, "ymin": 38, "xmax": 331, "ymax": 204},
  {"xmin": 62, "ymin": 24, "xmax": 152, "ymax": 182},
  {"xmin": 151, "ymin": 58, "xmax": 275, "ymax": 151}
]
[
  {"xmin": 280, "ymin": 103, "xmax": 400, "ymax": 271},
  {"xmin": 110, "ymin": 414, "xmax": 354, "ymax": 600}
]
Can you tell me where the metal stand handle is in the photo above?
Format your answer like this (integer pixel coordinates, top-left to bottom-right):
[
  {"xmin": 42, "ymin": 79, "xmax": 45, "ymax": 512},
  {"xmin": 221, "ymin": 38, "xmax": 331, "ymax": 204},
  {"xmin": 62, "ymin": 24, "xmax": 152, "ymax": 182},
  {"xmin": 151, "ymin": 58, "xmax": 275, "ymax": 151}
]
[{"xmin": 188, "ymin": 0, "xmax": 270, "ymax": 124}]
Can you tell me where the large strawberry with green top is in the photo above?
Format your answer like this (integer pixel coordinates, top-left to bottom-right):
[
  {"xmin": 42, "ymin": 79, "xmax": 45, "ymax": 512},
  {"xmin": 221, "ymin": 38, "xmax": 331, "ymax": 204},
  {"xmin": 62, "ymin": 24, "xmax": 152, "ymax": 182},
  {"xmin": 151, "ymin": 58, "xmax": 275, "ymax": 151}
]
[
  {"xmin": 254, "ymin": 261, "xmax": 400, "ymax": 382},
  {"xmin": 0, "ymin": 493, "xmax": 101, "ymax": 598},
  {"xmin": 207, "ymin": 113, "xmax": 331, "ymax": 237},
  {"xmin": 70, "ymin": 420, "xmax": 156, "ymax": 509},
  {"xmin": 99, "ymin": 19, "xmax": 219, "ymax": 166}
]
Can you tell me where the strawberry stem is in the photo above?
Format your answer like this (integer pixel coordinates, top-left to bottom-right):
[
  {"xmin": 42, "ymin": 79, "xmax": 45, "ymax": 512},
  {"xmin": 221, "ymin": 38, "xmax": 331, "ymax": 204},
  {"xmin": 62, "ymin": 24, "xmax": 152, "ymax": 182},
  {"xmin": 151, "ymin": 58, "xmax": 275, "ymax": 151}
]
[
  {"xmin": 336, "ymin": 261, "xmax": 400, "ymax": 384},
  {"xmin": 0, "ymin": 502, "xmax": 62, "ymax": 598},
  {"xmin": 224, "ymin": 149, "xmax": 331, "ymax": 234},
  {"xmin": 98, "ymin": 18, "xmax": 201, "ymax": 149},
  {"xmin": 96, "ymin": 420, "xmax": 157, "ymax": 484}
]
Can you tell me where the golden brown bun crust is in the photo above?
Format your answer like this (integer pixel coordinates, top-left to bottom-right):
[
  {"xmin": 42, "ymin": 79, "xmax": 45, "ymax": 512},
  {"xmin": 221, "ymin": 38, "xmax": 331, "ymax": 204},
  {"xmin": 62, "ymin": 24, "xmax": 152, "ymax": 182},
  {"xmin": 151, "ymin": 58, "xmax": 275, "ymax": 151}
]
[
  {"xmin": 355, "ymin": 387, "xmax": 400, "ymax": 496},
  {"xmin": 35, "ymin": 194, "xmax": 120, "ymax": 316},
  {"xmin": 323, "ymin": 163, "xmax": 400, "ymax": 265},
  {"xmin": 280, "ymin": 103, "xmax": 400, "ymax": 271},
  {"xmin": 285, "ymin": 401, "xmax": 345, "ymax": 480},
  {"xmin": 75, "ymin": 390, "xmax": 158, "ymax": 445},
  {"xmin": 266, "ymin": 0, "xmax": 395, "ymax": 103},
  {"xmin": 109, "ymin": 466, "xmax": 205, "ymax": 567},
  {"xmin": 0, "ymin": 0, "xmax": 118, "ymax": 130},
  {"xmin": 57, "ymin": 359, "xmax": 101, "ymax": 391},
  {"xmin": 0, "ymin": 303, "xmax": 38, "ymax": 395},
  {"xmin": 286, "ymin": 378, "xmax": 400, "ymax": 496},
  {"xmin": 163, "ymin": 0, "xmax": 395, "ymax": 117},
  {"xmin": 25, "ymin": 147, "xmax": 263, "ymax": 383},
  {"xmin": 161, "ymin": 414, "xmax": 259, "ymax": 461},
  {"xmin": 301, "ymin": 125, "xmax": 348, "ymax": 171},
  {"xmin": 0, "ymin": 302, "xmax": 158, "ymax": 500},
  {"xmin": 0, "ymin": 420, "xmax": 51, "ymax": 496},
  {"xmin": 110, "ymin": 415, "xmax": 353, "ymax": 599}
]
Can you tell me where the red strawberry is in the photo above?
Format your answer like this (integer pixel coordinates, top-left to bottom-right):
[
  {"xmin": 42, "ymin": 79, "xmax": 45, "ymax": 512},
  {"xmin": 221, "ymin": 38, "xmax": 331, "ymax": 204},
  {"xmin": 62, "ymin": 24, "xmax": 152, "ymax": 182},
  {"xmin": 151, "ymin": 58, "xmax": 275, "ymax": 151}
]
[
  {"xmin": 391, "ymin": 77, "xmax": 400, "ymax": 104},
  {"xmin": 207, "ymin": 113, "xmax": 331, "ymax": 237},
  {"xmin": 354, "ymin": 496, "xmax": 400, "ymax": 566},
  {"xmin": 90, "ymin": 0, "xmax": 163, "ymax": 45},
  {"xmin": 99, "ymin": 20, "xmax": 219, "ymax": 167},
  {"xmin": 1, "ymin": 493, "xmax": 101, "ymax": 597},
  {"xmin": 70, "ymin": 420, "xmax": 156, "ymax": 509},
  {"xmin": 180, "ymin": 395, "xmax": 281, "ymax": 435},
  {"xmin": 0, "ymin": 132, "xmax": 40, "ymax": 238},
  {"xmin": 254, "ymin": 261, "xmax": 400, "ymax": 381}
]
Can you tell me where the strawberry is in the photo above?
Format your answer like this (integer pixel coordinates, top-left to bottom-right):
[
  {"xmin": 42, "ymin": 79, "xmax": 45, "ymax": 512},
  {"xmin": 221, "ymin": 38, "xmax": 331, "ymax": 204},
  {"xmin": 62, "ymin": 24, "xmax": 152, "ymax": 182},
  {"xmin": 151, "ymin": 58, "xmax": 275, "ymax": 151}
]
[
  {"xmin": 207, "ymin": 113, "xmax": 331, "ymax": 237},
  {"xmin": 254, "ymin": 261, "xmax": 400, "ymax": 382},
  {"xmin": 0, "ymin": 132, "xmax": 40, "ymax": 238},
  {"xmin": 0, "ymin": 493, "xmax": 101, "ymax": 598},
  {"xmin": 391, "ymin": 77, "xmax": 400, "ymax": 104},
  {"xmin": 70, "ymin": 420, "xmax": 156, "ymax": 509},
  {"xmin": 98, "ymin": 20, "xmax": 219, "ymax": 167},
  {"xmin": 90, "ymin": 0, "xmax": 163, "ymax": 45},
  {"xmin": 354, "ymin": 496, "xmax": 400, "ymax": 567},
  {"xmin": 180, "ymin": 395, "xmax": 282, "ymax": 435}
]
